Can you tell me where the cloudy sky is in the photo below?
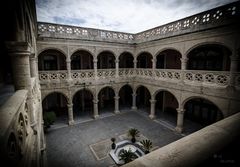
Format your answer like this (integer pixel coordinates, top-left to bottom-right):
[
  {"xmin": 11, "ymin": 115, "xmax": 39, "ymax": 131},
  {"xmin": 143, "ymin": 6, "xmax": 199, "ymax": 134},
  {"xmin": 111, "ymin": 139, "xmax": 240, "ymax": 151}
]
[{"xmin": 36, "ymin": 0, "xmax": 237, "ymax": 33}]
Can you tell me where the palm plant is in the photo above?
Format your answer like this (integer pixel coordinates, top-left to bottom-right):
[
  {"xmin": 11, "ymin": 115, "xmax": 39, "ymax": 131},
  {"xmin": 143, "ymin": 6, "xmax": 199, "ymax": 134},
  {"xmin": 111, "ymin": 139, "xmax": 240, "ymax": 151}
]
[
  {"xmin": 128, "ymin": 128, "xmax": 140, "ymax": 143},
  {"xmin": 140, "ymin": 139, "xmax": 153, "ymax": 154},
  {"xmin": 119, "ymin": 149, "xmax": 138, "ymax": 164}
]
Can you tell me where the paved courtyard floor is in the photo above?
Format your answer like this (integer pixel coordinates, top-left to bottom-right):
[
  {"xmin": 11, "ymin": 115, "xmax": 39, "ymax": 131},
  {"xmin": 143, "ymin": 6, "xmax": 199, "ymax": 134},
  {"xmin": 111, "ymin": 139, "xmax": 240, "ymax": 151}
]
[{"xmin": 45, "ymin": 110, "xmax": 184, "ymax": 167}]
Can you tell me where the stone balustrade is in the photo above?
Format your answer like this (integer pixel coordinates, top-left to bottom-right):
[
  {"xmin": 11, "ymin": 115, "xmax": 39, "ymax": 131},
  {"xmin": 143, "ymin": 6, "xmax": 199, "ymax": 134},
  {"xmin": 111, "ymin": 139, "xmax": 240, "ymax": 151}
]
[
  {"xmin": 38, "ymin": 69, "xmax": 240, "ymax": 87},
  {"xmin": 37, "ymin": 2, "xmax": 239, "ymax": 43}
]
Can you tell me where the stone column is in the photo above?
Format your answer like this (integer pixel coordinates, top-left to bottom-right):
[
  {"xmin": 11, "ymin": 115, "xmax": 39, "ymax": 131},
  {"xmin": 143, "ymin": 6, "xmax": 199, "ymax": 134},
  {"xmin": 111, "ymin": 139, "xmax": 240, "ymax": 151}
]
[
  {"xmin": 66, "ymin": 58, "xmax": 72, "ymax": 81},
  {"xmin": 131, "ymin": 93, "xmax": 137, "ymax": 110},
  {"xmin": 67, "ymin": 103, "xmax": 74, "ymax": 125},
  {"xmin": 149, "ymin": 99, "xmax": 156, "ymax": 119},
  {"xmin": 175, "ymin": 108, "xmax": 185, "ymax": 133},
  {"xmin": 180, "ymin": 58, "xmax": 188, "ymax": 70},
  {"xmin": 8, "ymin": 42, "xmax": 32, "ymax": 90},
  {"xmin": 93, "ymin": 99, "xmax": 99, "ymax": 119},
  {"xmin": 133, "ymin": 59, "xmax": 137, "ymax": 69},
  {"xmin": 115, "ymin": 59, "xmax": 119, "ymax": 78},
  {"xmin": 114, "ymin": 95, "xmax": 120, "ymax": 114},
  {"xmin": 30, "ymin": 53, "xmax": 38, "ymax": 78},
  {"xmin": 152, "ymin": 58, "xmax": 156, "ymax": 69},
  {"xmin": 229, "ymin": 55, "xmax": 239, "ymax": 86},
  {"xmin": 93, "ymin": 58, "xmax": 98, "ymax": 80}
]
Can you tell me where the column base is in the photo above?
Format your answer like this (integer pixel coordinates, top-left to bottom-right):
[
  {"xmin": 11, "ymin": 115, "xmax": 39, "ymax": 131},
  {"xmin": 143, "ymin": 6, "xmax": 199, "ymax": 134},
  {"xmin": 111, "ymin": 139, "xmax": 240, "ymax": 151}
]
[
  {"xmin": 93, "ymin": 114, "xmax": 99, "ymax": 119},
  {"xmin": 149, "ymin": 114, "xmax": 155, "ymax": 119},
  {"xmin": 114, "ymin": 110, "xmax": 120, "ymax": 114},
  {"xmin": 68, "ymin": 120, "xmax": 75, "ymax": 126},
  {"xmin": 131, "ymin": 106, "xmax": 137, "ymax": 111},
  {"xmin": 175, "ymin": 126, "xmax": 183, "ymax": 133}
]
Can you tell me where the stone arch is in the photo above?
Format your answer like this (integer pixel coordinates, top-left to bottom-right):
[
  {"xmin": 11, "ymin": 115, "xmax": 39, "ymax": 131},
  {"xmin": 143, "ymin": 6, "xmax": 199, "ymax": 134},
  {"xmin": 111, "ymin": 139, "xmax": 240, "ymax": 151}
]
[
  {"xmin": 97, "ymin": 86, "xmax": 116, "ymax": 97},
  {"xmin": 136, "ymin": 51, "xmax": 153, "ymax": 58},
  {"xmin": 97, "ymin": 50, "xmax": 116, "ymax": 69},
  {"xmin": 37, "ymin": 47, "xmax": 67, "ymax": 59},
  {"xmin": 185, "ymin": 42, "xmax": 232, "ymax": 71},
  {"xmin": 70, "ymin": 49, "xmax": 94, "ymax": 70},
  {"xmin": 153, "ymin": 89, "xmax": 180, "ymax": 107},
  {"xmin": 118, "ymin": 83, "xmax": 134, "ymax": 94},
  {"xmin": 71, "ymin": 88, "xmax": 95, "ymax": 101},
  {"xmin": 97, "ymin": 50, "xmax": 117, "ymax": 58},
  {"xmin": 98, "ymin": 86, "xmax": 116, "ymax": 114},
  {"xmin": 70, "ymin": 48, "xmax": 95, "ymax": 58},
  {"xmin": 154, "ymin": 47, "xmax": 183, "ymax": 58},
  {"xmin": 136, "ymin": 51, "xmax": 153, "ymax": 68},
  {"xmin": 6, "ymin": 132, "xmax": 20, "ymax": 166},
  {"xmin": 119, "ymin": 51, "xmax": 134, "ymax": 68},
  {"xmin": 182, "ymin": 96, "xmax": 224, "ymax": 116},
  {"xmin": 118, "ymin": 51, "xmax": 134, "ymax": 58},
  {"xmin": 185, "ymin": 42, "xmax": 233, "ymax": 58},
  {"xmin": 133, "ymin": 84, "xmax": 152, "ymax": 95},
  {"xmin": 42, "ymin": 91, "xmax": 69, "ymax": 103}
]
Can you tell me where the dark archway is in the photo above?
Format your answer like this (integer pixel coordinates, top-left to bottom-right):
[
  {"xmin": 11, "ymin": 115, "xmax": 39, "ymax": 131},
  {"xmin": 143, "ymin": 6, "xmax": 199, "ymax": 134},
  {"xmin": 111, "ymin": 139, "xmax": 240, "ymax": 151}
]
[
  {"xmin": 136, "ymin": 86, "xmax": 151, "ymax": 113},
  {"xmin": 119, "ymin": 52, "xmax": 134, "ymax": 68},
  {"xmin": 119, "ymin": 85, "xmax": 133, "ymax": 110},
  {"xmin": 187, "ymin": 44, "xmax": 231, "ymax": 71},
  {"xmin": 42, "ymin": 92, "xmax": 68, "ymax": 124},
  {"xmin": 98, "ymin": 87, "xmax": 115, "ymax": 114},
  {"xmin": 38, "ymin": 49, "xmax": 66, "ymax": 71},
  {"xmin": 137, "ymin": 52, "xmax": 152, "ymax": 68},
  {"xmin": 97, "ymin": 51, "xmax": 115, "ymax": 69},
  {"xmin": 155, "ymin": 91, "xmax": 178, "ymax": 125},
  {"xmin": 72, "ymin": 89, "xmax": 93, "ymax": 119},
  {"xmin": 156, "ymin": 49, "xmax": 181, "ymax": 69},
  {"xmin": 71, "ymin": 50, "xmax": 93, "ymax": 70},
  {"xmin": 184, "ymin": 98, "xmax": 223, "ymax": 133}
]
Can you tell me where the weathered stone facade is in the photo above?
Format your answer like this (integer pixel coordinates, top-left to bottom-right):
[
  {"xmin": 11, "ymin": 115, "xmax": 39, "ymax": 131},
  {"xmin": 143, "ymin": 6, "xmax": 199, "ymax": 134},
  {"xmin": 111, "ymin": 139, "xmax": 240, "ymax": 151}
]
[{"xmin": 0, "ymin": 1, "xmax": 239, "ymax": 167}]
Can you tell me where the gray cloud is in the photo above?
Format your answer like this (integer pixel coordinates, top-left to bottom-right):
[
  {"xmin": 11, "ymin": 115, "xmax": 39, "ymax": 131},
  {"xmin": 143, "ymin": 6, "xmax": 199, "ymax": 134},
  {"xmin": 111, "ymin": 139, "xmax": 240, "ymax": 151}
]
[{"xmin": 36, "ymin": 0, "xmax": 237, "ymax": 33}]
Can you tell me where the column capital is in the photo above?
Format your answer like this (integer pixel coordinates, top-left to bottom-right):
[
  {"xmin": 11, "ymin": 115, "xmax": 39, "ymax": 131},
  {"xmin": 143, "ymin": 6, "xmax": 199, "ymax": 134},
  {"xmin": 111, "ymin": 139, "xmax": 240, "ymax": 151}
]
[
  {"xmin": 150, "ymin": 99, "xmax": 156, "ymax": 103},
  {"xmin": 114, "ymin": 96, "xmax": 120, "ymax": 100},
  {"xmin": 230, "ymin": 55, "xmax": 240, "ymax": 61},
  {"xmin": 5, "ymin": 41, "xmax": 32, "ymax": 55},
  {"xmin": 151, "ymin": 58, "xmax": 156, "ymax": 62},
  {"xmin": 177, "ymin": 108, "xmax": 185, "ymax": 114},
  {"xmin": 93, "ymin": 99, "xmax": 99, "ymax": 104},
  {"xmin": 67, "ymin": 103, "xmax": 73, "ymax": 108},
  {"xmin": 115, "ymin": 59, "xmax": 119, "ymax": 63},
  {"xmin": 93, "ymin": 59, "xmax": 98, "ymax": 63},
  {"xmin": 133, "ymin": 59, "xmax": 137, "ymax": 63},
  {"xmin": 132, "ymin": 93, "xmax": 137, "ymax": 97},
  {"xmin": 180, "ymin": 58, "xmax": 188, "ymax": 62}
]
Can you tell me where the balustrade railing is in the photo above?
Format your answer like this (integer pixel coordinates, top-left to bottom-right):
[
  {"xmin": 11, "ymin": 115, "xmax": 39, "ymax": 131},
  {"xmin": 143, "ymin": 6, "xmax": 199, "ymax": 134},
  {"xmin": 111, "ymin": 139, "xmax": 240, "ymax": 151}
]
[
  {"xmin": 38, "ymin": 69, "xmax": 239, "ymax": 87},
  {"xmin": 38, "ymin": 2, "xmax": 239, "ymax": 43},
  {"xmin": 39, "ymin": 70, "xmax": 68, "ymax": 81}
]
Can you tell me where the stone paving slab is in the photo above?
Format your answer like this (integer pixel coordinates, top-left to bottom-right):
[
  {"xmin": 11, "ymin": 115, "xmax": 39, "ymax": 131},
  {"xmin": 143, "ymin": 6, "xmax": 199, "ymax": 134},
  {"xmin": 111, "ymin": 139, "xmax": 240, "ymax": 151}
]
[{"xmin": 46, "ymin": 111, "xmax": 183, "ymax": 167}]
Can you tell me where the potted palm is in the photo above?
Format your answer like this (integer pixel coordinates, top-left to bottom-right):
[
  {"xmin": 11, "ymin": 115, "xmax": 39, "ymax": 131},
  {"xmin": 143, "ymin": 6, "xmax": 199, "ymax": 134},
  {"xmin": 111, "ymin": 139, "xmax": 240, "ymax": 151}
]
[
  {"xmin": 140, "ymin": 139, "xmax": 153, "ymax": 154},
  {"xmin": 119, "ymin": 149, "xmax": 138, "ymax": 164},
  {"xmin": 128, "ymin": 128, "xmax": 140, "ymax": 143},
  {"xmin": 111, "ymin": 137, "xmax": 116, "ymax": 149}
]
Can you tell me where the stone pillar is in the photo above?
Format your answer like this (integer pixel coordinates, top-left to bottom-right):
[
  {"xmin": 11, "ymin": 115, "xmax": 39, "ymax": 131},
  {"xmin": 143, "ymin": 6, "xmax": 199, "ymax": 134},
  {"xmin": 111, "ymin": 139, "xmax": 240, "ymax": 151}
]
[
  {"xmin": 93, "ymin": 58, "xmax": 98, "ymax": 80},
  {"xmin": 30, "ymin": 53, "xmax": 38, "ymax": 78},
  {"xmin": 8, "ymin": 42, "xmax": 32, "ymax": 90},
  {"xmin": 149, "ymin": 99, "xmax": 156, "ymax": 119},
  {"xmin": 67, "ymin": 103, "xmax": 74, "ymax": 125},
  {"xmin": 93, "ymin": 99, "xmax": 99, "ymax": 119},
  {"xmin": 180, "ymin": 58, "xmax": 188, "ymax": 70},
  {"xmin": 114, "ymin": 95, "xmax": 120, "ymax": 114},
  {"xmin": 131, "ymin": 93, "xmax": 137, "ymax": 110},
  {"xmin": 152, "ymin": 58, "xmax": 156, "ymax": 69},
  {"xmin": 229, "ymin": 55, "xmax": 239, "ymax": 86},
  {"xmin": 66, "ymin": 58, "xmax": 72, "ymax": 80},
  {"xmin": 133, "ymin": 59, "xmax": 137, "ymax": 69},
  {"xmin": 115, "ymin": 59, "xmax": 119, "ymax": 78},
  {"xmin": 175, "ymin": 108, "xmax": 185, "ymax": 133}
]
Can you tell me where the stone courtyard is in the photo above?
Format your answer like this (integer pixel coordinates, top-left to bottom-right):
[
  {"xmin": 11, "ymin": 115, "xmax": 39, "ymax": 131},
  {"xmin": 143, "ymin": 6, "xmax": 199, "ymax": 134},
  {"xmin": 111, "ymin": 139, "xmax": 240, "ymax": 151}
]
[{"xmin": 45, "ymin": 111, "xmax": 183, "ymax": 167}]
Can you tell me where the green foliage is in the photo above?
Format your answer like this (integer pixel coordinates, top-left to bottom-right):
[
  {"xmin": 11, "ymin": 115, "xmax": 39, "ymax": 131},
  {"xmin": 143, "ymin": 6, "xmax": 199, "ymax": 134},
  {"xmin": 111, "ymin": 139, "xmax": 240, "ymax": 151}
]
[
  {"xmin": 140, "ymin": 139, "xmax": 153, "ymax": 153},
  {"xmin": 128, "ymin": 128, "xmax": 140, "ymax": 143},
  {"xmin": 119, "ymin": 149, "xmax": 138, "ymax": 164},
  {"xmin": 43, "ymin": 111, "xmax": 56, "ymax": 128},
  {"xmin": 128, "ymin": 128, "xmax": 140, "ymax": 138}
]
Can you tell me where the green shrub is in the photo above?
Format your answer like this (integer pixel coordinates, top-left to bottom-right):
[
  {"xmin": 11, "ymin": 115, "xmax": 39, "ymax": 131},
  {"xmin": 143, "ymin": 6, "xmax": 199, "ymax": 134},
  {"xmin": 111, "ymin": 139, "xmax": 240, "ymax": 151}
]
[{"xmin": 43, "ymin": 111, "xmax": 56, "ymax": 128}]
